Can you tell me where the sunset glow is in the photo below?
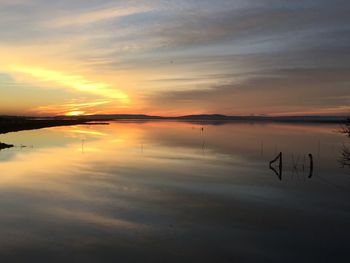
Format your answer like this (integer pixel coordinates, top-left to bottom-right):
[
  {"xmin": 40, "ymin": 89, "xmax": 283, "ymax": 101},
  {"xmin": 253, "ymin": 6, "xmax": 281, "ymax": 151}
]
[
  {"xmin": 1, "ymin": 2, "xmax": 349, "ymax": 261},
  {"xmin": 0, "ymin": 0, "xmax": 348, "ymax": 116},
  {"xmin": 65, "ymin": 111, "xmax": 85, "ymax": 116},
  {"xmin": 9, "ymin": 65, "xmax": 129, "ymax": 102}
]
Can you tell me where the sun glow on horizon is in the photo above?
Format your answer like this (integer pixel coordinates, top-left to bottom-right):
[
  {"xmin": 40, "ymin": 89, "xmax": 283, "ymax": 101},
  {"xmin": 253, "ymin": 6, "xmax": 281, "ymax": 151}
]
[{"xmin": 65, "ymin": 111, "xmax": 85, "ymax": 116}]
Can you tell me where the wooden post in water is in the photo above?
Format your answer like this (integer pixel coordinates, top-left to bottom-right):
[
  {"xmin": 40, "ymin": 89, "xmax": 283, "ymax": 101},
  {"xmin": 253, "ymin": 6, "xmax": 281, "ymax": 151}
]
[
  {"xmin": 269, "ymin": 152, "xmax": 283, "ymax": 180},
  {"xmin": 308, "ymin": 153, "xmax": 314, "ymax": 178}
]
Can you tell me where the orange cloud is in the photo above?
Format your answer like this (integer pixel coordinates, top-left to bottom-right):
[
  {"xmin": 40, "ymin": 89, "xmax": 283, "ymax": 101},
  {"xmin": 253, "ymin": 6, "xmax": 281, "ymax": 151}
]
[{"xmin": 30, "ymin": 100, "xmax": 111, "ymax": 116}]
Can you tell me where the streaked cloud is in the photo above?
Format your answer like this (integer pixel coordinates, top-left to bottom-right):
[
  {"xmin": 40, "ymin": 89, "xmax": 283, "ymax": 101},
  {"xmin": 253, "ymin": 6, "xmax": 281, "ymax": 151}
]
[
  {"xmin": 7, "ymin": 65, "xmax": 129, "ymax": 102},
  {"xmin": 49, "ymin": 4, "xmax": 154, "ymax": 27},
  {"xmin": 149, "ymin": 67, "xmax": 350, "ymax": 116},
  {"xmin": 31, "ymin": 100, "xmax": 112, "ymax": 116}
]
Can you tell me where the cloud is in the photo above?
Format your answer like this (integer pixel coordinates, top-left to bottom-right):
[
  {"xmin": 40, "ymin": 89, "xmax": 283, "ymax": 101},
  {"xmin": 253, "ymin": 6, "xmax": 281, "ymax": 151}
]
[
  {"xmin": 49, "ymin": 4, "xmax": 153, "ymax": 27},
  {"xmin": 30, "ymin": 100, "xmax": 112, "ymax": 116},
  {"xmin": 149, "ymin": 67, "xmax": 350, "ymax": 115},
  {"xmin": 7, "ymin": 65, "xmax": 129, "ymax": 103}
]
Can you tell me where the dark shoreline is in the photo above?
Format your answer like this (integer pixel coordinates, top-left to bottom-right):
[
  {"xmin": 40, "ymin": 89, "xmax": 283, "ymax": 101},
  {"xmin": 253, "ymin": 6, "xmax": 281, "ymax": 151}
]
[
  {"xmin": 0, "ymin": 118, "xmax": 104, "ymax": 135},
  {"xmin": 0, "ymin": 118, "xmax": 109, "ymax": 150},
  {"xmin": 73, "ymin": 114, "xmax": 349, "ymax": 124},
  {"xmin": 0, "ymin": 142, "xmax": 14, "ymax": 151},
  {"xmin": 0, "ymin": 114, "xmax": 347, "ymax": 136}
]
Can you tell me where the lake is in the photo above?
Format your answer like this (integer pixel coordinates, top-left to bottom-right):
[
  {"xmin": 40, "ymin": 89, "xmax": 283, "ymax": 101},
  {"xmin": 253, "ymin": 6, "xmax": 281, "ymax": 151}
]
[{"xmin": 0, "ymin": 121, "xmax": 349, "ymax": 262}]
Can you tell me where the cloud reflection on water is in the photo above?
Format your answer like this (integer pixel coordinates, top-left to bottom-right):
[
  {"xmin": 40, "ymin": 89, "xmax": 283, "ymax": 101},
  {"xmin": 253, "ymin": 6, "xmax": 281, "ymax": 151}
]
[{"xmin": 0, "ymin": 122, "xmax": 349, "ymax": 262}]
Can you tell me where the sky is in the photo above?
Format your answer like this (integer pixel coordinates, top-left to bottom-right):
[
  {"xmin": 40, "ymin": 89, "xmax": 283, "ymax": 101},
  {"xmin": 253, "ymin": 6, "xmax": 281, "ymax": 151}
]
[{"xmin": 0, "ymin": 0, "xmax": 349, "ymax": 116}]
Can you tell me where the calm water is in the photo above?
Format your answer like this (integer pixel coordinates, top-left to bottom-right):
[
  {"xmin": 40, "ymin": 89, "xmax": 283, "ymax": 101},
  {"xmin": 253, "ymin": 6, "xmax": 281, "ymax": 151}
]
[{"xmin": 0, "ymin": 121, "xmax": 349, "ymax": 262}]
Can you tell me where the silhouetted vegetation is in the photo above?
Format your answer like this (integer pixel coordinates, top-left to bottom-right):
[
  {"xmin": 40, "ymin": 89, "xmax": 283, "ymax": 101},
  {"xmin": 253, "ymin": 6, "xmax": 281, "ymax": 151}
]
[
  {"xmin": 340, "ymin": 117, "xmax": 350, "ymax": 137},
  {"xmin": 340, "ymin": 144, "xmax": 350, "ymax": 168},
  {"xmin": 339, "ymin": 117, "xmax": 350, "ymax": 168}
]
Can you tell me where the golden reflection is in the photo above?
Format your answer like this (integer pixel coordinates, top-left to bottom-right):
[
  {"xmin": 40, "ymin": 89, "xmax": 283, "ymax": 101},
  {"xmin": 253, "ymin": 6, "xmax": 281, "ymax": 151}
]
[
  {"xmin": 48, "ymin": 208, "xmax": 147, "ymax": 230},
  {"xmin": 0, "ymin": 124, "xmax": 144, "ymax": 202},
  {"xmin": 0, "ymin": 120, "xmax": 345, "ymax": 236},
  {"xmin": 0, "ymin": 122, "xmax": 341, "ymax": 189},
  {"xmin": 68, "ymin": 128, "xmax": 107, "ymax": 137}
]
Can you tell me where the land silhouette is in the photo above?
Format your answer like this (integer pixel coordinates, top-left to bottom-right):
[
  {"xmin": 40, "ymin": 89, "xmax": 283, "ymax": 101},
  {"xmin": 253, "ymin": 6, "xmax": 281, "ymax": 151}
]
[
  {"xmin": 72, "ymin": 114, "xmax": 347, "ymax": 123},
  {"xmin": 0, "ymin": 116, "xmax": 102, "ymax": 135},
  {"xmin": 0, "ymin": 114, "xmax": 347, "ymax": 135},
  {"xmin": 0, "ymin": 142, "xmax": 14, "ymax": 151}
]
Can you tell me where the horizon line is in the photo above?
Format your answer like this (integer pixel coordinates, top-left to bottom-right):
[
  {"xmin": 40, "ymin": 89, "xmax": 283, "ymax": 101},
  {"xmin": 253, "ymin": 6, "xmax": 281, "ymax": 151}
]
[{"xmin": 1, "ymin": 113, "xmax": 348, "ymax": 119}]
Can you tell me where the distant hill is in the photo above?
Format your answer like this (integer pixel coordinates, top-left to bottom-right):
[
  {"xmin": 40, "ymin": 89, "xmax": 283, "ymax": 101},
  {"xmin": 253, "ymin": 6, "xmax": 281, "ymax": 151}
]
[
  {"xmin": 52, "ymin": 114, "xmax": 348, "ymax": 123},
  {"xmin": 1, "ymin": 114, "xmax": 348, "ymax": 124}
]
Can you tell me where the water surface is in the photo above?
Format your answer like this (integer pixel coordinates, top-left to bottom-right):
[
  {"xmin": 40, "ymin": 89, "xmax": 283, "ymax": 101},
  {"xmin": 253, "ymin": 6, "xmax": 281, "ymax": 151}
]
[{"xmin": 0, "ymin": 122, "xmax": 349, "ymax": 262}]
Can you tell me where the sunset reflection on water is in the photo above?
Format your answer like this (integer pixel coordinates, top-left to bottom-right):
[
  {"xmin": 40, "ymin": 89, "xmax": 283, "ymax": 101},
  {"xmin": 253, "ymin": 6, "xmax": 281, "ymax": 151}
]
[{"xmin": 0, "ymin": 122, "xmax": 349, "ymax": 262}]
